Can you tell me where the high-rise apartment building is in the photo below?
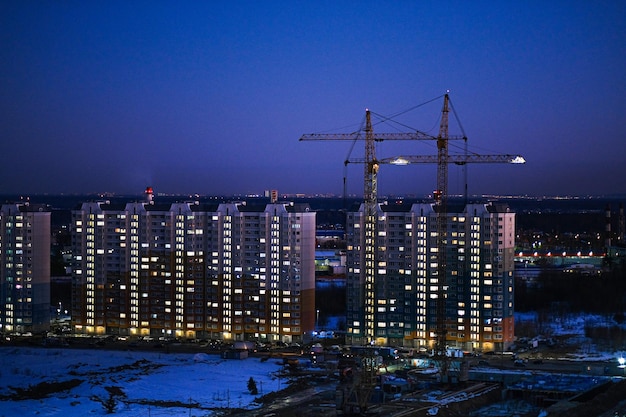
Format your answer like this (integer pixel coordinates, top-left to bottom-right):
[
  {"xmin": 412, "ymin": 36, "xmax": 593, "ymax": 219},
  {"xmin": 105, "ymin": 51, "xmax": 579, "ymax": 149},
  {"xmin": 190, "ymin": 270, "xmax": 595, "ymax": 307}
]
[
  {"xmin": 0, "ymin": 203, "xmax": 51, "ymax": 334},
  {"xmin": 71, "ymin": 199, "xmax": 315, "ymax": 343},
  {"xmin": 345, "ymin": 201, "xmax": 515, "ymax": 352}
]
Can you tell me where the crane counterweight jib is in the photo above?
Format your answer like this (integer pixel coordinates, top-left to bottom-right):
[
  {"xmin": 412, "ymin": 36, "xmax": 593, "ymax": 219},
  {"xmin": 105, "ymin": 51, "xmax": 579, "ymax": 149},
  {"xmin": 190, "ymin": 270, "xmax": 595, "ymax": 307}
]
[{"xmin": 299, "ymin": 132, "xmax": 466, "ymax": 141}]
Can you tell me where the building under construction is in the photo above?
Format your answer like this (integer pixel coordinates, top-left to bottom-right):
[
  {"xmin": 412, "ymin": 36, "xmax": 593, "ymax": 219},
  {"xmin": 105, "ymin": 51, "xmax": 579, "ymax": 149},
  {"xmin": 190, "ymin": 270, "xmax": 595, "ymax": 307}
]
[{"xmin": 344, "ymin": 199, "xmax": 516, "ymax": 353}]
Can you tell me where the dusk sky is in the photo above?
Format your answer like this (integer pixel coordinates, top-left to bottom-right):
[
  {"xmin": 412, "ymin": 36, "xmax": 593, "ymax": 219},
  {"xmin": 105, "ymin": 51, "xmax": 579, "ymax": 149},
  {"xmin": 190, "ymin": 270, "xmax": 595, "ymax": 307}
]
[{"xmin": 1, "ymin": 1, "xmax": 624, "ymax": 197}]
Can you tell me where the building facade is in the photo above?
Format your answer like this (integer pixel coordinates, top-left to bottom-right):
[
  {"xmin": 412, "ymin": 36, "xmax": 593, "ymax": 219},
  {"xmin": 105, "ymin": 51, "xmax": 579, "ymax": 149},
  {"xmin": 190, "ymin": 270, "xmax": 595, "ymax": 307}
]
[
  {"xmin": 345, "ymin": 201, "xmax": 515, "ymax": 352},
  {"xmin": 71, "ymin": 200, "xmax": 316, "ymax": 343},
  {"xmin": 0, "ymin": 203, "xmax": 51, "ymax": 334}
]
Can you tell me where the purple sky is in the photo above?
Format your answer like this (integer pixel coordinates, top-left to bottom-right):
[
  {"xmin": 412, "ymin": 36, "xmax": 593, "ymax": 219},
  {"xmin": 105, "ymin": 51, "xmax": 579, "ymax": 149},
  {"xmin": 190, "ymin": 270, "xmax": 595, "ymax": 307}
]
[{"xmin": 1, "ymin": 1, "xmax": 624, "ymax": 197}]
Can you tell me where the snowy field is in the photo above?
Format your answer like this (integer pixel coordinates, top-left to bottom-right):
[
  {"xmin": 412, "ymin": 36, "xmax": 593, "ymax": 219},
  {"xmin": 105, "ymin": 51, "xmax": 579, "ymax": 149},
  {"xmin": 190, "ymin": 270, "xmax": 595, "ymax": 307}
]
[
  {"xmin": 0, "ymin": 347, "xmax": 284, "ymax": 417},
  {"xmin": 515, "ymin": 311, "xmax": 626, "ymax": 362}
]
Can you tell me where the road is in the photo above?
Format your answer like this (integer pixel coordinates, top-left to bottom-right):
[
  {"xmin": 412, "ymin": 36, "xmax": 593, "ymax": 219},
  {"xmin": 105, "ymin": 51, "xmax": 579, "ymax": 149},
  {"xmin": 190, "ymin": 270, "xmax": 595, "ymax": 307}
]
[{"xmin": 473, "ymin": 352, "xmax": 622, "ymax": 376}]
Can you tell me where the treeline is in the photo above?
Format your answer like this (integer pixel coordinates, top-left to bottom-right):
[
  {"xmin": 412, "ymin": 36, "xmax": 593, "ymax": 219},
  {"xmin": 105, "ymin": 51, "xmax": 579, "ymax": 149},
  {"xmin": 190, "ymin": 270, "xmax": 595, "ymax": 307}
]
[
  {"xmin": 516, "ymin": 212, "xmax": 605, "ymax": 235},
  {"xmin": 515, "ymin": 264, "xmax": 626, "ymax": 317}
]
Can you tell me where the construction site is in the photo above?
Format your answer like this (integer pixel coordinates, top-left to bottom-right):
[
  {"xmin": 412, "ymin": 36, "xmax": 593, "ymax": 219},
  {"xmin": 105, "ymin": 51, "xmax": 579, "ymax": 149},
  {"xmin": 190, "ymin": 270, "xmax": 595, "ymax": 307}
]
[{"xmin": 238, "ymin": 341, "xmax": 626, "ymax": 417}]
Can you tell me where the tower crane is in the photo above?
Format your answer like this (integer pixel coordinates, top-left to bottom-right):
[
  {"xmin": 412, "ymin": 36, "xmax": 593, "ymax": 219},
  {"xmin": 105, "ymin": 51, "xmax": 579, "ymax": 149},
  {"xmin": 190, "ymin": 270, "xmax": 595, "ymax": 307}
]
[
  {"xmin": 300, "ymin": 110, "xmax": 465, "ymax": 205},
  {"xmin": 300, "ymin": 107, "xmax": 464, "ymax": 344}
]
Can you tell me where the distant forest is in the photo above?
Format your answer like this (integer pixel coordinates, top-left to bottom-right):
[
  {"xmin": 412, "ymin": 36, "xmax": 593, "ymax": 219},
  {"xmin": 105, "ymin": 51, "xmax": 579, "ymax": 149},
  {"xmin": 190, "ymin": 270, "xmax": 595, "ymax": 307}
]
[
  {"xmin": 515, "ymin": 264, "xmax": 626, "ymax": 318},
  {"xmin": 516, "ymin": 212, "xmax": 607, "ymax": 235}
]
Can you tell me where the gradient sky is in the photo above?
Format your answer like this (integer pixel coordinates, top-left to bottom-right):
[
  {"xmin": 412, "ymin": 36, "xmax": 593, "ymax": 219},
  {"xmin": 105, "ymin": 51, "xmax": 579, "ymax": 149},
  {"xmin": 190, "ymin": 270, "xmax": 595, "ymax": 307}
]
[{"xmin": 1, "ymin": 1, "xmax": 624, "ymax": 197}]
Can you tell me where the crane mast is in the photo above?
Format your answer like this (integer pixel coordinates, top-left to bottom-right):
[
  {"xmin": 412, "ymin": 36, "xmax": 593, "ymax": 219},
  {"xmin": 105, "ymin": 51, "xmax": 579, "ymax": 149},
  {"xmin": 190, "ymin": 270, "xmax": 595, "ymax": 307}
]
[
  {"xmin": 363, "ymin": 110, "xmax": 377, "ymax": 342},
  {"xmin": 364, "ymin": 110, "xmax": 378, "ymax": 215},
  {"xmin": 434, "ymin": 93, "xmax": 450, "ymax": 373}
]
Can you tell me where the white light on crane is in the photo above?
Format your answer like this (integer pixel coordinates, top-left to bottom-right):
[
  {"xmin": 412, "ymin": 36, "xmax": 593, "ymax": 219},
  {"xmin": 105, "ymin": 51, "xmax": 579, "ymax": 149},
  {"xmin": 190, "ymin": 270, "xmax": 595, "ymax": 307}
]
[
  {"xmin": 390, "ymin": 157, "xmax": 410, "ymax": 166},
  {"xmin": 511, "ymin": 156, "xmax": 526, "ymax": 164}
]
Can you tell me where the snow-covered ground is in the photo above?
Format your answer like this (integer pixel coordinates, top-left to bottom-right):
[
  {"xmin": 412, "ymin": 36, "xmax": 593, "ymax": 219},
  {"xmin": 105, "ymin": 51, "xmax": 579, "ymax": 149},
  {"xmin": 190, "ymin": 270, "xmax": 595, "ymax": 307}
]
[
  {"xmin": 2, "ymin": 312, "xmax": 624, "ymax": 417},
  {"xmin": 0, "ymin": 347, "xmax": 284, "ymax": 417},
  {"xmin": 515, "ymin": 311, "xmax": 626, "ymax": 362}
]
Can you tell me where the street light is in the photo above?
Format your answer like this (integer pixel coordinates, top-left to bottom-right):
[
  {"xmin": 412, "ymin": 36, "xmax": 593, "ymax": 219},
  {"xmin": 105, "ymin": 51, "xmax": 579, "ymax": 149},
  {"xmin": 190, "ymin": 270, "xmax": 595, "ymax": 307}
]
[
  {"xmin": 316, "ymin": 309, "xmax": 320, "ymax": 330},
  {"xmin": 618, "ymin": 356, "xmax": 625, "ymax": 377}
]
